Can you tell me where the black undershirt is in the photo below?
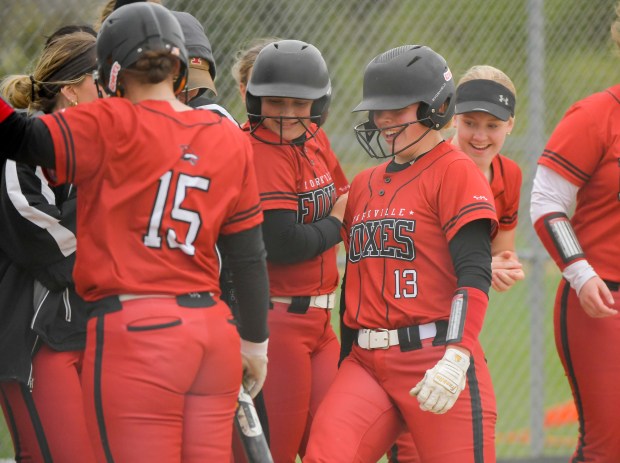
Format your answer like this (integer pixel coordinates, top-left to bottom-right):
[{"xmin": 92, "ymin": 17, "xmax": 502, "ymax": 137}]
[{"xmin": 261, "ymin": 209, "xmax": 342, "ymax": 264}]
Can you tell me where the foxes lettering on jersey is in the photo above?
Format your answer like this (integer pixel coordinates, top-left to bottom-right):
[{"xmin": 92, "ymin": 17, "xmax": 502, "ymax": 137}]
[
  {"xmin": 298, "ymin": 182, "xmax": 336, "ymax": 222},
  {"xmin": 42, "ymin": 98, "xmax": 263, "ymax": 301},
  {"xmin": 245, "ymin": 122, "xmax": 350, "ymax": 296},
  {"xmin": 342, "ymin": 141, "xmax": 497, "ymax": 330},
  {"xmin": 348, "ymin": 218, "xmax": 415, "ymax": 262}
]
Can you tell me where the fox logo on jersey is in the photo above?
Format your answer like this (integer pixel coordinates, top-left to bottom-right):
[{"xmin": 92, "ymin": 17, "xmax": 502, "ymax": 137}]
[
  {"xmin": 348, "ymin": 218, "xmax": 416, "ymax": 263},
  {"xmin": 181, "ymin": 145, "xmax": 199, "ymax": 165},
  {"xmin": 298, "ymin": 183, "xmax": 336, "ymax": 223}
]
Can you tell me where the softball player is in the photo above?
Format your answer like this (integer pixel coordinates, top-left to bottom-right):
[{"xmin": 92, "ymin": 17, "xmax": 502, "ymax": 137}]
[
  {"xmin": 530, "ymin": 5, "xmax": 620, "ymax": 459},
  {"xmin": 241, "ymin": 39, "xmax": 350, "ymax": 462},
  {"xmin": 0, "ymin": 29, "xmax": 98, "ymax": 463},
  {"xmin": 304, "ymin": 45, "xmax": 498, "ymax": 463},
  {"xmin": 453, "ymin": 66, "xmax": 524, "ymax": 292},
  {"xmin": 389, "ymin": 64, "xmax": 524, "ymax": 463},
  {"xmin": 0, "ymin": 4, "xmax": 269, "ymax": 462}
]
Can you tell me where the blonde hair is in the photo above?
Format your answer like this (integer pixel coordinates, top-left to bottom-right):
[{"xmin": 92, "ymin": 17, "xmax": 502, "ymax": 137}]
[
  {"xmin": 457, "ymin": 65, "xmax": 516, "ymax": 98},
  {"xmin": 94, "ymin": 0, "xmax": 162, "ymax": 31},
  {"xmin": 0, "ymin": 31, "xmax": 96, "ymax": 114},
  {"xmin": 231, "ymin": 37, "xmax": 281, "ymax": 86},
  {"xmin": 612, "ymin": 2, "xmax": 620, "ymax": 51}
]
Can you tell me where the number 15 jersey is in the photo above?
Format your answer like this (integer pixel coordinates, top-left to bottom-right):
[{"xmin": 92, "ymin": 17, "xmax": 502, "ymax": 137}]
[{"xmin": 41, "ymin": 98, "xmax": 263, "ymax": 301}]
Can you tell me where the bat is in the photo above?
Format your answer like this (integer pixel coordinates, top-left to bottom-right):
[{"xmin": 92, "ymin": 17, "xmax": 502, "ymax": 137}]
[{"xmin": 235, "ymin": 386, "xmax": 274, "ymax": 463}]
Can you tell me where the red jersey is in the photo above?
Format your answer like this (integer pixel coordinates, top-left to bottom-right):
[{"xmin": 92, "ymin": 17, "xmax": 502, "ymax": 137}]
[
  {"xmin": 42, "ymin": 98, "xmax": 263, "ymax": 300},
  {"xmin": 539, "ymin": 85, "xmax": 620, "ymax": 281},
  {"xmin": 447, "ymin": 137, "xmax": 521, "ymax": 231},
  {"xmin": 342, "ymin": 142, "xmax": 497, "ymax": 329},
  {"xmin": 243, "ymin": 123, "xmax": 350, "ymax": 296},
  {"xmin": 490, "ymin": 154, "xmax": 521, "ymax": 231}
]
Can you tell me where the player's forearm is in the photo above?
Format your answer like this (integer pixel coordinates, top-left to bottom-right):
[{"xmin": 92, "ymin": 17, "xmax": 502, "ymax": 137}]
[
  {"xmin": 262, "ymin": 209, "xmax": 341, "ymax": 264},
  {"xmin": 531, "ymin": 165, "xmax": 597, "ymax": 292},
  {"xmin": 0, "ymin": 100, "xmax": 55, "ymax": 168},
  {"xmin": 447, "ymin": 220, "xmax": 493, "ymax": 351},
  {"xmin": 219, "ymin": 225, "xmax": 270, "ymax": 343}
]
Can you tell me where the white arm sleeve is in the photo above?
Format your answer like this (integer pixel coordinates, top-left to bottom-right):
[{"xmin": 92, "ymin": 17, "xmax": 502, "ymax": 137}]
[
  {"xmin": 530, "ymin": 165, "xmax": 596, "ymax": 294},
  {"xmin": 530, "ymin": 165, "xmax": 578, "ymax": 222}
]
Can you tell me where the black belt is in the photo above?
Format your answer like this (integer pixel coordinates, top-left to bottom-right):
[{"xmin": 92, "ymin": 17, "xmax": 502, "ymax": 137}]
[{"xmin": 88, "ymin": 291, "xmax": 216, "ymax": 316}]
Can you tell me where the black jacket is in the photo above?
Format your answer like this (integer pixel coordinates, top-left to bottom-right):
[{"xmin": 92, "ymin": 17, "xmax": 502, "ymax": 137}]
[{"xmin": 0, "ymin": 160, "xmax": 88, "ymax": 383}]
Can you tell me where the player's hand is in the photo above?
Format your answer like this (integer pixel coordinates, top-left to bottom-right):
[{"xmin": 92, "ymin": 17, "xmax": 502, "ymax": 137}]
[
  {"xmin": 410, "ymin": 347, "xmax": 470, "ymax": 414},
  {"xmin": 329, "ymin": 192, "xmax": 348, "ymax": 223},
  {"xmin": 240, "ymin": 339, "xmax": 268, "ymax": 398},
  {"xmin": 491, "ymin": 250, "xmax": 525, "ymax": 292},
  {"xmin": 578, "ymin": 276, "xmax": 618, "ymax": 318}
]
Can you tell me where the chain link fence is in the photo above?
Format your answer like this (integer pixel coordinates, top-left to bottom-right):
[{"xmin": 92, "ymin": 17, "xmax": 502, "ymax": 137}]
[{"xmin": 1, "ymin": 0, "xmax": 618, "ymax": 461}]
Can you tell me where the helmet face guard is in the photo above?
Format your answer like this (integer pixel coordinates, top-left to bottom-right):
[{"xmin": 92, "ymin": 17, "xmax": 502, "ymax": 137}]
[
  {"xmin": 352, "ymin": 45, "xmax": 455, "ymax": 158},
  {"xmin": 245, "ymin": 40, "xmax": 331, "ymax": 145},
  {"xmin": 96, "ymin": 3, "xmax": 188, "ymax": 97},
  {"xmin": 247, "ymin": 112, "xmax": 323, "ymax": 145},
  {"xmin": 354, "ymin": 118, "xmax": 433, "ymax": 159}
]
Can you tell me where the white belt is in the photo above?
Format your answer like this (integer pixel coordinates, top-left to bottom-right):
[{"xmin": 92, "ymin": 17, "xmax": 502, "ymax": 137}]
[
  {"xmin": 118, "ymin": 294, "xmax": 175, "ymax": 302},
  {"xmin": 270, "ymin": 293, "xmax": 336, "ymax": 310},
  {"xmin": 357, "ymin": 322, "xmax": 437, "ymax": 350}
]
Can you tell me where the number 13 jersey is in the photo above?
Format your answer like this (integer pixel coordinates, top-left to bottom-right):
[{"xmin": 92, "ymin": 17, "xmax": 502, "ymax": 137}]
[{"xmin": 342, "ymin": 142, "xmax": 497, "ymax": 329}]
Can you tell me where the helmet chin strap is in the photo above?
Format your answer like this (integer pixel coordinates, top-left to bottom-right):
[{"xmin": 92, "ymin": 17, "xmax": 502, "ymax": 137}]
[
  {"xmin": 94, "ymin": 80, "xmax": 104, "ymax": 99},
  {"xmin": 249, "ymin": 115, "xmax": 320, "ymax": 146},
  {"xmin": 388, "ymin": 122, "xmax": 433, "ymax": 159}
]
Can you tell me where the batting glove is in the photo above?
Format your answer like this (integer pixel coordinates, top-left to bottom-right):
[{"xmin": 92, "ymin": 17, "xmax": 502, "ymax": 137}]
[
  {"xmin": 410, "ymin": 347, "xmax": 470, "ymax": 414},
  {"xmin": 240, "ymin": 339, "xmax": 268, "ymax": 398}
]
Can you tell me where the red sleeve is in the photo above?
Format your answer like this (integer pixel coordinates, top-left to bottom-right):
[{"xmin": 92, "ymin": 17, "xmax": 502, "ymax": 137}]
[
  {"xmin": 538, "ymin": 97, "xmax": 606, "ymax": 186},
  {"xmin": 496, "ymin": 155, "xmax": 522, "ymax": 231},
  {"xmin": 439, "ymin": 158, "xmax": 498, "ymax": 242},
  {"xmin": 221, "ymin": 135, "xmax": 264, "ymax": 235},
  {"xmin": 41, "ymin": 99, "xmax": 127, "ymax": 185}
]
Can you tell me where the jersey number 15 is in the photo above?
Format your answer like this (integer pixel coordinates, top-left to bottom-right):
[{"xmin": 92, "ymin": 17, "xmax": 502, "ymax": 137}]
[{"xmin": 143, "ymin": 170, "xmax": 210, "ymax": 256}]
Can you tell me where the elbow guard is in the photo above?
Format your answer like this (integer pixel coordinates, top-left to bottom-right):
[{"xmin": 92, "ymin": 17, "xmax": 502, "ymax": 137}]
[{"xmin": 534, "ymin": 212, "xmax": 585, "ymax": 271}]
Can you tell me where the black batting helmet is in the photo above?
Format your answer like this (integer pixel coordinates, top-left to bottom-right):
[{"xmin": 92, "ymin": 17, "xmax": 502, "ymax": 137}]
[
  {"xmin": 96, "ymin": 2, "xmax": 188, "ymax": 96},
  {"xmin": 353, "ymin": 45, "xmax": 455, "ymax": 158},
  {"xmin": 245, "ymin": 39, "xmax": 331, "ymax": 144}
]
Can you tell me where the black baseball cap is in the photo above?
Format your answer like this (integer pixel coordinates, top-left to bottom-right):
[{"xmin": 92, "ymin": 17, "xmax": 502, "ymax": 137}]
[{"xmin": 455, "ymin": 79, "xmax": 515, "ymax": 121}]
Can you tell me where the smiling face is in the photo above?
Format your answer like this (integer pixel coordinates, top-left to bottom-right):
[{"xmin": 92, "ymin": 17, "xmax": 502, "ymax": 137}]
[
  {"xmin": 372, "ymin": 103, "xmax": 434, "ymax": 162},
  {"xmin": 260, "ymin": 96, "xmax": 313, "ymax": 141},
  {"xmin": 453, "ymin": 111, "xmax": 513, "ymax": 168}
]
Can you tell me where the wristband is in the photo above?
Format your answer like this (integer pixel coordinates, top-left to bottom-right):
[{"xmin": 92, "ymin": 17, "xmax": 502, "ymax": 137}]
[
  {"xmin": 534, "ymin": 212, "xmax": 585, "ymax": 270},
  {"xmin": 446, "ymin": 286, "xmax": 488, "ymax": 352}
]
